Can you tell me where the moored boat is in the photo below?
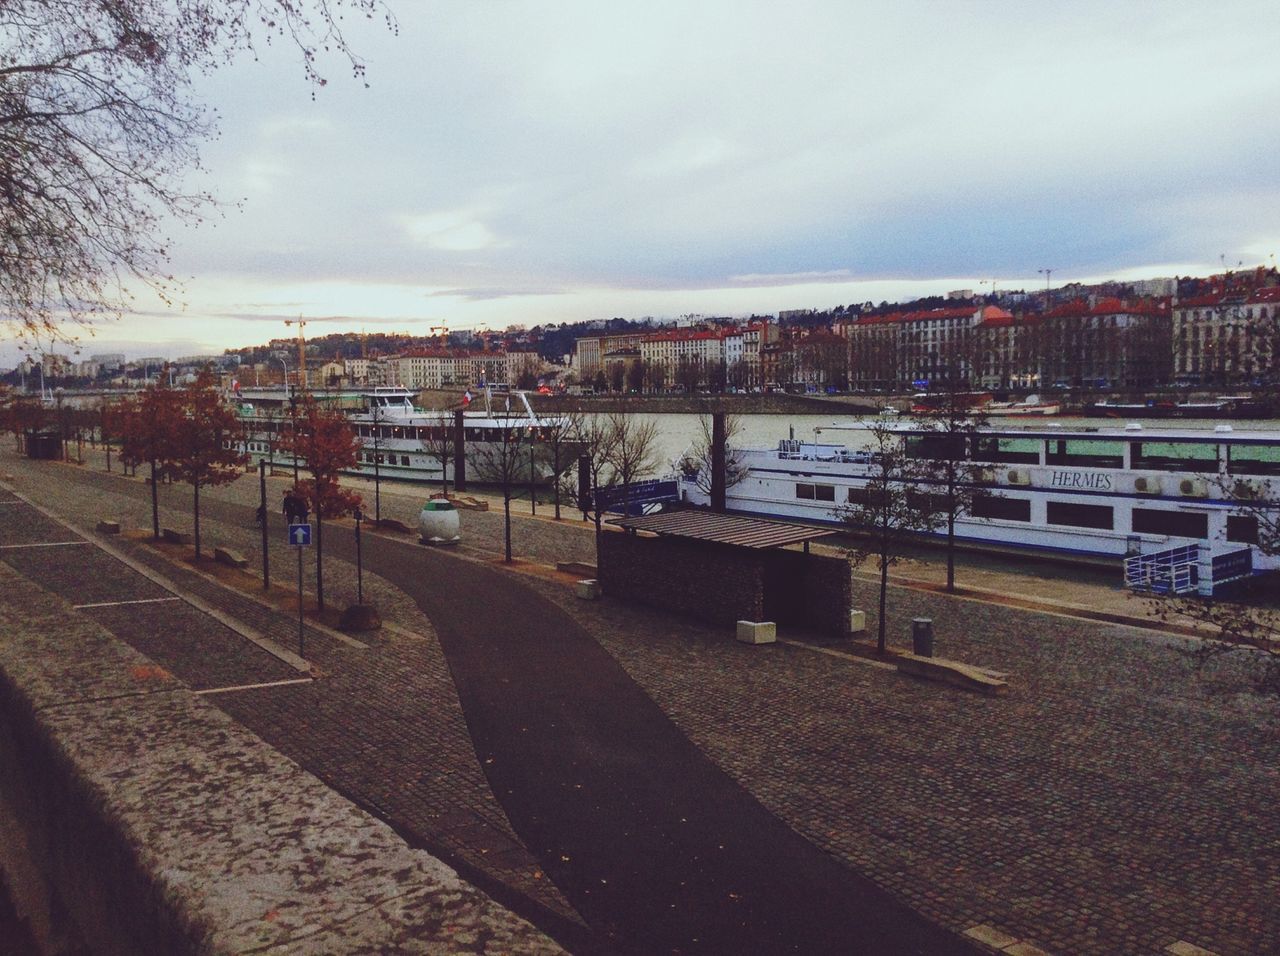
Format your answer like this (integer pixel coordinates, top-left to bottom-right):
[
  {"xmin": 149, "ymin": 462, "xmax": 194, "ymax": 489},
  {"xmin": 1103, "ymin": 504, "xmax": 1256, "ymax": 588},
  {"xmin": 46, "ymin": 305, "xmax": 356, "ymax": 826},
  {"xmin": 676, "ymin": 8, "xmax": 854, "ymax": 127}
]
[
  {"xmin": 680, "ymin": 419, "xmax": 1280, "ymax": 591},
  {"xmin": 234, "ymin": 386, "xmax": 583, "ymax": 485}
]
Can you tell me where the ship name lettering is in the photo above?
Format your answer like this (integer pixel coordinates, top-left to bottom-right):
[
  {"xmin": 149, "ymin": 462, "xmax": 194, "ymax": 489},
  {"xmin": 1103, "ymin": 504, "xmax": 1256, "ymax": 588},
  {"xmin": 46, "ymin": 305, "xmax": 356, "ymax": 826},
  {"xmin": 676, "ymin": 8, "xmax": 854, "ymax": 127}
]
[{"xmin": 1050, "ymin": 470, "xmax": 1112, "ymax": 491}]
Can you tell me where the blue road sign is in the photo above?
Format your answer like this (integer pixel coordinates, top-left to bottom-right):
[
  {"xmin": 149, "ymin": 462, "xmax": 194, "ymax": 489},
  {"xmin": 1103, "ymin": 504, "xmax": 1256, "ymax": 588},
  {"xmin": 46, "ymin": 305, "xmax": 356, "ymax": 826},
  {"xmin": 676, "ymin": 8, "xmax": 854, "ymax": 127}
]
[{"xmin": 288, "ymin": 522, "xmax": 312, "ymax": 546}]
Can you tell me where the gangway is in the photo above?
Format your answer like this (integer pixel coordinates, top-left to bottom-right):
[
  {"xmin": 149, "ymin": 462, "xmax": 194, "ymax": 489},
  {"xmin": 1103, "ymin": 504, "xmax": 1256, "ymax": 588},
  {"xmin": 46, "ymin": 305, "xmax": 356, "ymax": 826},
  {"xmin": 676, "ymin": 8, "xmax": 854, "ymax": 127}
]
[{"xmin": 1125, "ymin": 543, "xmax": 1254, "ymax": 596}]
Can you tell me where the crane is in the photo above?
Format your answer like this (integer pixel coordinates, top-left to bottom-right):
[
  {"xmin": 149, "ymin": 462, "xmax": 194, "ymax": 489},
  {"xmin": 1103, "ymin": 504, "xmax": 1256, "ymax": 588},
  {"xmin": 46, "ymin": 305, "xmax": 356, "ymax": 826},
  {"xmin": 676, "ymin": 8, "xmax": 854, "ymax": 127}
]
[{"xmin": 284, "ymin": 317, "xmax": 308, "ymax": 389}]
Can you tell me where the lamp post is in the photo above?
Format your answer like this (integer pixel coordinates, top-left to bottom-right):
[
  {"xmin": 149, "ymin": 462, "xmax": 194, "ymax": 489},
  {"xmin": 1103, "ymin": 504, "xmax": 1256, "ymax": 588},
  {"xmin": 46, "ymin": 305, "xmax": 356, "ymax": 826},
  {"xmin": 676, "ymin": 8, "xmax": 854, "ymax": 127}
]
[{"xmin": 354, "ymin": 507, "xmax": 364, "ymax": 605}]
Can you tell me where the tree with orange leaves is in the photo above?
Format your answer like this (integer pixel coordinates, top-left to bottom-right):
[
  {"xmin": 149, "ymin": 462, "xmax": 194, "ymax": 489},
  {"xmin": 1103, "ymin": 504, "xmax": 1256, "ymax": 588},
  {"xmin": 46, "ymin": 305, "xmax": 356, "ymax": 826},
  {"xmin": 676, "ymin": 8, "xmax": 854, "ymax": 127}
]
[
  {"xmin": 280, "ymin": 396, "xmax": 362, "ymax": 612},
  {"xmin": 170, "ymin": 369, "xmax": 248, "ymax": 558},
  {"xmin": 116, "ymin": 385, "xmax": 185, "ymax": 539}
]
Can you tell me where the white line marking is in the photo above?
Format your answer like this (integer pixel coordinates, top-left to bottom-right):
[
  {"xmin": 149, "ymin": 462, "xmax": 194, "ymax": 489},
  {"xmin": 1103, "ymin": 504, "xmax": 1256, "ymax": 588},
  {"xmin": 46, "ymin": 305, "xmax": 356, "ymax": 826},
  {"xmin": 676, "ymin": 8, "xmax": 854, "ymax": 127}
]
[
  {"xmin": 0, "ymin": 540, "xmax": 90, "ymax": 550},
  {"xmin": 73, "ymin": 596, "xmax": 183, "ymax": 610},
  {"xmin": 194, "ymin": 677, "xmax": 314, "ymax": 696}
]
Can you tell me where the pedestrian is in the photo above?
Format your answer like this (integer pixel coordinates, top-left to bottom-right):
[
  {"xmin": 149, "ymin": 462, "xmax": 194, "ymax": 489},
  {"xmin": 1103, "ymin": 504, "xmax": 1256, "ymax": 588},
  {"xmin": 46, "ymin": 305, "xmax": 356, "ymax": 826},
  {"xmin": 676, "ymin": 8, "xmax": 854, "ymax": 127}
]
[{"xmin": 282, "ymin": 490, "xmax": 299, "ymax": 523}]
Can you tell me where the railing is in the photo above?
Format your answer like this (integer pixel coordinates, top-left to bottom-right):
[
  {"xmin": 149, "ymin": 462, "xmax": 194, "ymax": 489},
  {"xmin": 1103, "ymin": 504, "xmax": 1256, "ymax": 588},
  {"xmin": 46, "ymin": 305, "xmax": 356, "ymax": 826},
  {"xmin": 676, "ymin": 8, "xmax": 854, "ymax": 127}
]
[
  {"xmin": 1125, "ymin": 544, "xmax": 1200, "ymax": 595},
  {"xmin": 1125, "ymin": 543, "xmax": 1254, "ymax": 596}
]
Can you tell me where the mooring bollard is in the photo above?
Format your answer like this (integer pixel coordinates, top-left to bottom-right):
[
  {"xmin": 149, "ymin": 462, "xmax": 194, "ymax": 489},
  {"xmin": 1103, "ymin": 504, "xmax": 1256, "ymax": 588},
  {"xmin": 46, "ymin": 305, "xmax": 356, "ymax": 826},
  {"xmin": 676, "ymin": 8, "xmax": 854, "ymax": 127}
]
[{"xmin": 911, "ymin": 617, "xmax": 934, "ymax": 657}]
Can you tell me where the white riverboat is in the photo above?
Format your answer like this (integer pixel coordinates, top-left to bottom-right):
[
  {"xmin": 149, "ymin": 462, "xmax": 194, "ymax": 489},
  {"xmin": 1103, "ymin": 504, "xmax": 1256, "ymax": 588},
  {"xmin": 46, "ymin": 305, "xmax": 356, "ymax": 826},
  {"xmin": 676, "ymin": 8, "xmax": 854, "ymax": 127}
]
[
  {"xmin": 680, "ymin": 420, "xmax": 1280, "ymax": 593},
  {"xmin": 235, "ymin": 386, "xmax": 583, "ymax": 486}
]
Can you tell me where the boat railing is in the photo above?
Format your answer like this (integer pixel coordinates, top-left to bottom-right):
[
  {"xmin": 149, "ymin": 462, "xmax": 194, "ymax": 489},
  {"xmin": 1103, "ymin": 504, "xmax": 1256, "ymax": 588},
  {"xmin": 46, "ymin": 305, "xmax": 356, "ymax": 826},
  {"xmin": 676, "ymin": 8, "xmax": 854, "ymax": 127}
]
[{"xmin": 1125, "ymin": 544, "xmax": 1200, "ymax": 595}]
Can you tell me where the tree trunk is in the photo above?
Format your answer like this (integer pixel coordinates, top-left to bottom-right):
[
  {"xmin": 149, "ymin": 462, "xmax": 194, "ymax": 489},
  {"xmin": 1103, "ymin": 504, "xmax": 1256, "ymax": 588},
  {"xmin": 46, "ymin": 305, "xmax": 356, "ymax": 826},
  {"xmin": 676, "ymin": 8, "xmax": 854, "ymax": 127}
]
[
  {"xmin": 877, "ymin": 550, "xmax": 889, "ymax": 655},
  {"xmin": 503, "ymin": 485, "xmax": 513, "ymax": 563},
  {"xmin": 193, "ymin": 479, "xmax": 201, "ymax": 558},
  {"xmin": 316, "ymin": 512, "xmax": 324, "ymax": 611},
  {"xmin": 150, "ymin": 456, "xmax": 159, "ymax": 539},
  {"xmin": 946, "ymin": 510, "xmax": 956, "ymax": 593}
]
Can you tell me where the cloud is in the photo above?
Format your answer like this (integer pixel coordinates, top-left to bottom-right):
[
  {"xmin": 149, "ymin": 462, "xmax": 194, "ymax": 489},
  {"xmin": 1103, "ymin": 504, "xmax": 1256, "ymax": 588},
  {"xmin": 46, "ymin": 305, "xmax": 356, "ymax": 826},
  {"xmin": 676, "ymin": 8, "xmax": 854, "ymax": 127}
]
[
  {"xmin": 730, "ymin": 270, "xmax": 854, "ymax": 287},
  {"xmin": 211, "ymin": 312, "xmax": 411, "ymax": 325},
  {"xmin": 401, "ymin": 209, "xmax": 503, "ymax": 252},
  {"xmin": 424, "ymin": 286, "xmax": 565, "ymax": 302}
]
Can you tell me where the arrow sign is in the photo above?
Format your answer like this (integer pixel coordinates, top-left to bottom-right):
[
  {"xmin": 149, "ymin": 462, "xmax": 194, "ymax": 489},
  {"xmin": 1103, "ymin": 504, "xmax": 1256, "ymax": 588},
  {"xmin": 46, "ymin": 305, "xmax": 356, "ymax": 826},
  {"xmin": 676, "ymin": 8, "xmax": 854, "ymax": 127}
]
[{"xmin": 288, "ymin": 522, "xmax": 312, "ymax": 546}]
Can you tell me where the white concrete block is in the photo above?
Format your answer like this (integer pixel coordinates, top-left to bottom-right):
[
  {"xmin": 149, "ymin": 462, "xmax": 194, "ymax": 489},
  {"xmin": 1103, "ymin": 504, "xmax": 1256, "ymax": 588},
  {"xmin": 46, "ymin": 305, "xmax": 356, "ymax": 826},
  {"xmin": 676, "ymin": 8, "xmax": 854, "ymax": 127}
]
[
  {"xmin": 735, "ymin": 620, "xmax": 777, "ymax": 645},
  {"xmin": 848, "ymin": 609, "xmax": 867, "ymax": 634},
  {"xmin": 574, "ymin": 579, "xmax": 600, "ymax": 600}
]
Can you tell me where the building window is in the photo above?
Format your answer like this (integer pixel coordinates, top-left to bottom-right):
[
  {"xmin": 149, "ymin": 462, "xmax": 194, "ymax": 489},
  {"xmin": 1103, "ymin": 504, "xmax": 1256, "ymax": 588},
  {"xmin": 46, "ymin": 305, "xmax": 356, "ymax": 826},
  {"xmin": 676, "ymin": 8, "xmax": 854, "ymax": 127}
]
[
  {"xmin": 1046, "ymin": 501, "xmax": 1113, "ymax": 529},
  {"xmin": 1132, "ymin": 508, "xmax": 1208, "ymax": 538}
]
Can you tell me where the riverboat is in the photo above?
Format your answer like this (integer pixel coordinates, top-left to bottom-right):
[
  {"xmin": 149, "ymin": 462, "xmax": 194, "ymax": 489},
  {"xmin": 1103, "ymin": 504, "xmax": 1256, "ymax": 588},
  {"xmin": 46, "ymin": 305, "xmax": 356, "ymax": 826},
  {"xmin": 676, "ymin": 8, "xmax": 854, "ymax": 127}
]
[
  {"xmin": 679, "ymin": 420, "xmax": 1280, "ymax": 592},
  {"xmin": 1086, "ymin": 395, "xmax": 1271, "ymax": 419},
  {"xmin": 985, "ymin": 394, "xmax": 1060, "ymax": 416},
  {"xmin": 234, "ymin": 386, "xmax": 583, "ymax": 485}
]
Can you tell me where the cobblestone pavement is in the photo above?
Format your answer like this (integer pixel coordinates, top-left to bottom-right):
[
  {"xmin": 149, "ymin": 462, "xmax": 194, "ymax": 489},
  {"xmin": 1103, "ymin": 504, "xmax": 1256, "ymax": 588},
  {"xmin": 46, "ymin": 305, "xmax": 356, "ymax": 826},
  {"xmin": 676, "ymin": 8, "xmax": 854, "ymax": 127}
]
[
  {"xmin": 0, "ymin": 456, "xmax": 588, "ymax": 945},
  {"xmin": 5, "ymin": 449, "xmax": 1280, "ymax": 954}
]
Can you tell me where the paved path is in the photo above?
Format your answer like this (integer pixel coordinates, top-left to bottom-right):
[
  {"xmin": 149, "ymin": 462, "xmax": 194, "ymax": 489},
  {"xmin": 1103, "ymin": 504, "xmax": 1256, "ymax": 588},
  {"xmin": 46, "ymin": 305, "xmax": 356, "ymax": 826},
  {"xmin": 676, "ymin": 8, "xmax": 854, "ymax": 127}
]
[{"xmin": 332, "ymin": 529, "xmax": 975, "ymax": 955}]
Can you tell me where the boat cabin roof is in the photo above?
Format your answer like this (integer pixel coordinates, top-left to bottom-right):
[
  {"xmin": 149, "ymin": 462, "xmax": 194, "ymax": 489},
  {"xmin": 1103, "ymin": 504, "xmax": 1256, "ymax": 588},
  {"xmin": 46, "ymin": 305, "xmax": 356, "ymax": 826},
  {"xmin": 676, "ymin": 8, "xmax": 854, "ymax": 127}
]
[{"xmin": 819, "ymin": 420, "xmax": 1280, "ymax": 444}]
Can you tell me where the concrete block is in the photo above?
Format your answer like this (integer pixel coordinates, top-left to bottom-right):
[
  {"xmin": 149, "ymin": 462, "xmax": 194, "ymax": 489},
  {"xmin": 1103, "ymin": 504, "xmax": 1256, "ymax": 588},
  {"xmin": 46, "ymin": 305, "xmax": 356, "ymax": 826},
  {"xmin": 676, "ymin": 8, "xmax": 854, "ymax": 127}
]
[
  {"xmin": 1005, "ymin": 942, "xmax": 1054, "ymax": 956},
  {"xmin": 963, "ymin": 924, "xmax": 1019, "ymax": 949},
  {"xmin": 95, "ymin": 520, "xmax": 121, "ymax": 535},
  {"xmin": 898, "ymin": 655, "xmax": 1009, "ymax": 696},
  {"xmin": 735, "ymin": 620, "xmax": 777, "ymax": 645},
  {"xmin": 848, "ymin": 609, "xmax": 866, "ymax": 634},
  {"xmin": 1166, "ymin": 942, "xmax": 1221, "ymax": 956},
  {"xmin": 213, "ymin": 547, "xmax": 248, "ymax": 569},
  {"xmin": 575, "ymin": 579, "xmax": 600, "ymax": 600},
  {"xmin": 161, "ymin": 527, "xmax": 192, "ymax": 545}
]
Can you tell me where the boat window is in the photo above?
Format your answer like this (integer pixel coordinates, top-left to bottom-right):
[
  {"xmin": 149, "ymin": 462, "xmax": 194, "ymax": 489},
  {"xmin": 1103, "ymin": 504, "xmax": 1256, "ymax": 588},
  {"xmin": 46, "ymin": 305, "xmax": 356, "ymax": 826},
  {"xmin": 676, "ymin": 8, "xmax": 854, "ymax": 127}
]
[
  {"xmin": 904, "ymin": 433, "xmax": 966, "ymax": 461},
  {"xmin": 906, "ymin": 490, "xmax": 949, "ymax": 513},
  {"xmin": 795, "ymin": 482, "xmax": 834, "ymax": 501},
  {"xmin": 1131, "ymin": 442, "xmax": 1218, "ymax": 472},
  {"xmin": 401, "ymin": 455, "xmax": 410, "ymax": 466},
  {"xmin": 971, "ymin": 436, "xmax": 1040, "ymax": 464},
  {"xmin": 1045, "ymin": 439, "xmax": 1124, "ymax": 469},
  {"xmin": 1046, "ymin": 501, "xmax": 1113, "ymax": 529},
  {"xmin": 1228, "ymin": 443, "xmax": 1280, "ymax": 476},
  {"xmin": 1227, "ymin": 514, "xmax": 1259, "ymax": 544},
  {"xmin": 971, "ymin": 493, "xmax": 1031, "ymax": 522},
  {"xmin": 1132, "ymin": 508, "xmax": 1208, "ymax": 539}
]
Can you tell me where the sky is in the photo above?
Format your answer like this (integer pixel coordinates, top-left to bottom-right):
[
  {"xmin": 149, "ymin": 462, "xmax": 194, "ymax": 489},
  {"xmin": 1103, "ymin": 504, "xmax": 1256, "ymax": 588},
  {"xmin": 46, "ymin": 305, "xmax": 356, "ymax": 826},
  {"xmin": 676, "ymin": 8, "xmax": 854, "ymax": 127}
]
[{"xmin": 13, "ymin": 0, "xmax": 1280, "ymax": 364}]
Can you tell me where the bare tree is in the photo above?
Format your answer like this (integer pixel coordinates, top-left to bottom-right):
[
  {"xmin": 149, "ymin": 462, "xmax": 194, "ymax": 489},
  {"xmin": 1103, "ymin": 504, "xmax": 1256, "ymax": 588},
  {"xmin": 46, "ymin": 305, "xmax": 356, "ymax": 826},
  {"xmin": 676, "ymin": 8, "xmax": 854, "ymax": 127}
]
[
  {"xmin": 1144, "ymin": 479, "xmax": 1280, "ymax": 696},
  {"xmin": 606, "ymin": 411, "xmax": 659, "ymax": 517},
  {"xmin": 543, "ymin": 408, "xmax": 583, "ymax": 520},
  {"xmin": 680, "ymin": 413, "xmax": 747, "ymax": 496},
  {"xmin": 912, "ymin": 363, "xmax": 989, "ymax": 592},
  {"xmin": 575, "ymin": 413, "xmax": 618, "ymax": 543},
  {"xmin": 469, "ymin": 409, "xmax": 526, "ymax": 563},
  {"xmin": 419, "ymin": 409, "xmax": 455, "ymax": 495},
  {"xmin": 840, "ymin": 419, "xmax": 942, "ymax": 654},
  {"xmin": 0, "ymin": 1, "xmax": 394, "ymax": 345}
]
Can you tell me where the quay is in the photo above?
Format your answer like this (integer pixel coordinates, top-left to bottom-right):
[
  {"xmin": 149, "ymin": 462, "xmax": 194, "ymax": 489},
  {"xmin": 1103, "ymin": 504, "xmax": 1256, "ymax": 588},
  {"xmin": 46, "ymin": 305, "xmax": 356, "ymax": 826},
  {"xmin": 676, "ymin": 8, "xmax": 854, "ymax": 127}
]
[{"xmin": 0, "ymin": 444, "xmax": 1277, "ymax": 955}]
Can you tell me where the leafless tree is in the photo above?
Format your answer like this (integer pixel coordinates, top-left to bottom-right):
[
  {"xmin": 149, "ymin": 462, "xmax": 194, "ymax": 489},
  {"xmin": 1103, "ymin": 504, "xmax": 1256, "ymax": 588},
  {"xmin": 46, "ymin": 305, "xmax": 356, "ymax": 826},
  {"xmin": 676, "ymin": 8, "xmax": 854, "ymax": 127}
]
[
  {"xmin": 680, "ymin": 413, "xmax": 747, "ymax": 496},
  {"xmin": 418, "ymin": 409, "xmax": 455, "ymax": 495},
  {"xmin": 606, "ymin": 411, "xmax": 659, "ymax": 517},
  {"xmin": 0, "ymin": 1, "xmax": 394, "ymax": 345},
  {"xmin": 469, "ymin": 412, "xmax": 526, "ymax": 563},
  {"xmin": 841, "ymin": 419, "xmax": 942, "ymax": 654},
  {"xmin": 543, "ymin": 408, "xmax": 583, "ymax": 520}
]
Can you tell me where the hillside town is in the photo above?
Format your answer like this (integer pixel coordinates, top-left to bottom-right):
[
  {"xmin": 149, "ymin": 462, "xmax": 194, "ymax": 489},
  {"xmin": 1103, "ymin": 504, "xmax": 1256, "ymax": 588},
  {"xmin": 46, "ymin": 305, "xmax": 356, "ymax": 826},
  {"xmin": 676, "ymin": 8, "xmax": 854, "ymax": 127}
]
[{"xmin": 5, "ymin": 264, "xmax": 1279, "ymax": 398}]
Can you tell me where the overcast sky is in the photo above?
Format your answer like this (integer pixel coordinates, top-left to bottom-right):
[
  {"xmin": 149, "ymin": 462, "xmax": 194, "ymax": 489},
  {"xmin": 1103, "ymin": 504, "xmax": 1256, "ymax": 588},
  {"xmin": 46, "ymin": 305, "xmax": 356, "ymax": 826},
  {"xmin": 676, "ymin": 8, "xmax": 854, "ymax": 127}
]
[{"xmin": 21, "ymin": 0, "xmax": 1280, "ymax": 362}]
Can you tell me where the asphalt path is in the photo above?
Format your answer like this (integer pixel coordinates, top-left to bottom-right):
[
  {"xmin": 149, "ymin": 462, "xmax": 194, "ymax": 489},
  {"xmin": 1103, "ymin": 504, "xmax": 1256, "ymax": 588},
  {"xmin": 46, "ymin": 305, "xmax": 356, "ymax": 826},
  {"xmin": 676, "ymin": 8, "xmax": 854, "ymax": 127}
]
[{"xmin": 19, "ymin": 465, "xmax": 976, "ymax": 955}]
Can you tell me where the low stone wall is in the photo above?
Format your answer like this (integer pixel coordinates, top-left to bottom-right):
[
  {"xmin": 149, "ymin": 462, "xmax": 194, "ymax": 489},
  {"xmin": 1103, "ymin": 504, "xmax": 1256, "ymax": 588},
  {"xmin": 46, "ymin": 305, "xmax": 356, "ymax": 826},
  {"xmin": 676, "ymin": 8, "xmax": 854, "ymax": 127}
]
[
  {"xmin": 0, "ymin": 564, "xmax": 560, "ymax": 955},
  {"xmin": 598, "ymin": 532, "xmax": 765, "ymax": 625}
]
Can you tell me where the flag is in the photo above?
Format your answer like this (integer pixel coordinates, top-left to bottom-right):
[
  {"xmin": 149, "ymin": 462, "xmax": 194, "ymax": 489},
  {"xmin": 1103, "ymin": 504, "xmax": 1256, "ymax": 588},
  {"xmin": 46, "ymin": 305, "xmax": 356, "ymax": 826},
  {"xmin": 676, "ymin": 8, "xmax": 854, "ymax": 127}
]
[{"xmin": 462, "ymin": 390, "xmax": 472, "ymax": 407}]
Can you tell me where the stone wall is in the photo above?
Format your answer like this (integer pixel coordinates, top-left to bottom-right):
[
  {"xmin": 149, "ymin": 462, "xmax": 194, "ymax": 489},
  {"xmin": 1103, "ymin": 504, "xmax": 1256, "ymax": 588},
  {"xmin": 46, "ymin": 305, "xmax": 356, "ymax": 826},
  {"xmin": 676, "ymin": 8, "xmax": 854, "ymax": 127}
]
[
  {"xmin": 766, "ymin": 549, "xmax": 853, "ymax": 637},
  {"xmin": 0, "ymin": 564, "xmax": 560, "ymax": 955}
]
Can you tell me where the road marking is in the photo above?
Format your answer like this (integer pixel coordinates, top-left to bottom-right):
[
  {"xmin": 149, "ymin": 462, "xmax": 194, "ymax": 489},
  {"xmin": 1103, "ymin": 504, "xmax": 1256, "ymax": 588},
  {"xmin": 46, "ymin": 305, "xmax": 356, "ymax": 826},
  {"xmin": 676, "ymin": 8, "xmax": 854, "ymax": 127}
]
[
  {"xmin": 74, "ymin": 596, "xmax": 183, "ymax": 610},
  {"xmin": 194, "ymin": 677, "xmax": 314, "ymax": 696},
  {"xmin": 0, "ymin": 540, "xmax": 90, "ymax": 550}
]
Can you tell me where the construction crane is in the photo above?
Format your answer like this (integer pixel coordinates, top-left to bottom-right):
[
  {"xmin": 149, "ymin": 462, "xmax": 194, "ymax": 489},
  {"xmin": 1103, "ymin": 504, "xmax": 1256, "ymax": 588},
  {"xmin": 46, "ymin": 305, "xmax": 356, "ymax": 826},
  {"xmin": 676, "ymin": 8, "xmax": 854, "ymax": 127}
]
[{"xmin": 284, "ymin": 317, "xmax": 307, "ymax": 389}]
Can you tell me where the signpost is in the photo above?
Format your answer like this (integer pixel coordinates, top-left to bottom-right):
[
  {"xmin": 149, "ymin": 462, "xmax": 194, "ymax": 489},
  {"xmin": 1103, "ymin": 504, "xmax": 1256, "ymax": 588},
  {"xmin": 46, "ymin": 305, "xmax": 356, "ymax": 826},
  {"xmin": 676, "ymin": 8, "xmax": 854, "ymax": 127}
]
[{"xmin": 289, "ymin": 522, "xmax": 311, "ymax": 656}]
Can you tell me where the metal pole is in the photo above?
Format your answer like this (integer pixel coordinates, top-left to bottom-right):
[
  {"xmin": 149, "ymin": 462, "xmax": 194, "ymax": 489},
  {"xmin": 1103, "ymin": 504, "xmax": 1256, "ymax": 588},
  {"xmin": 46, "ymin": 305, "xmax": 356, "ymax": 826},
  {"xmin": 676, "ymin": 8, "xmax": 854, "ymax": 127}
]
[
  {"xmin": 297, "ymin": 544, "xmax": 305, "ymax": 657},
  {"xmin": 529, "ymin": 444, "xmax": 536, "ymax": 515},
  {"xmin": 259, "ymin": 461, "xmax": 270, "ymax": 590},
  {"xmin": 355, "ymin": 509, "xmax": 364, "ymax": 604}
]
